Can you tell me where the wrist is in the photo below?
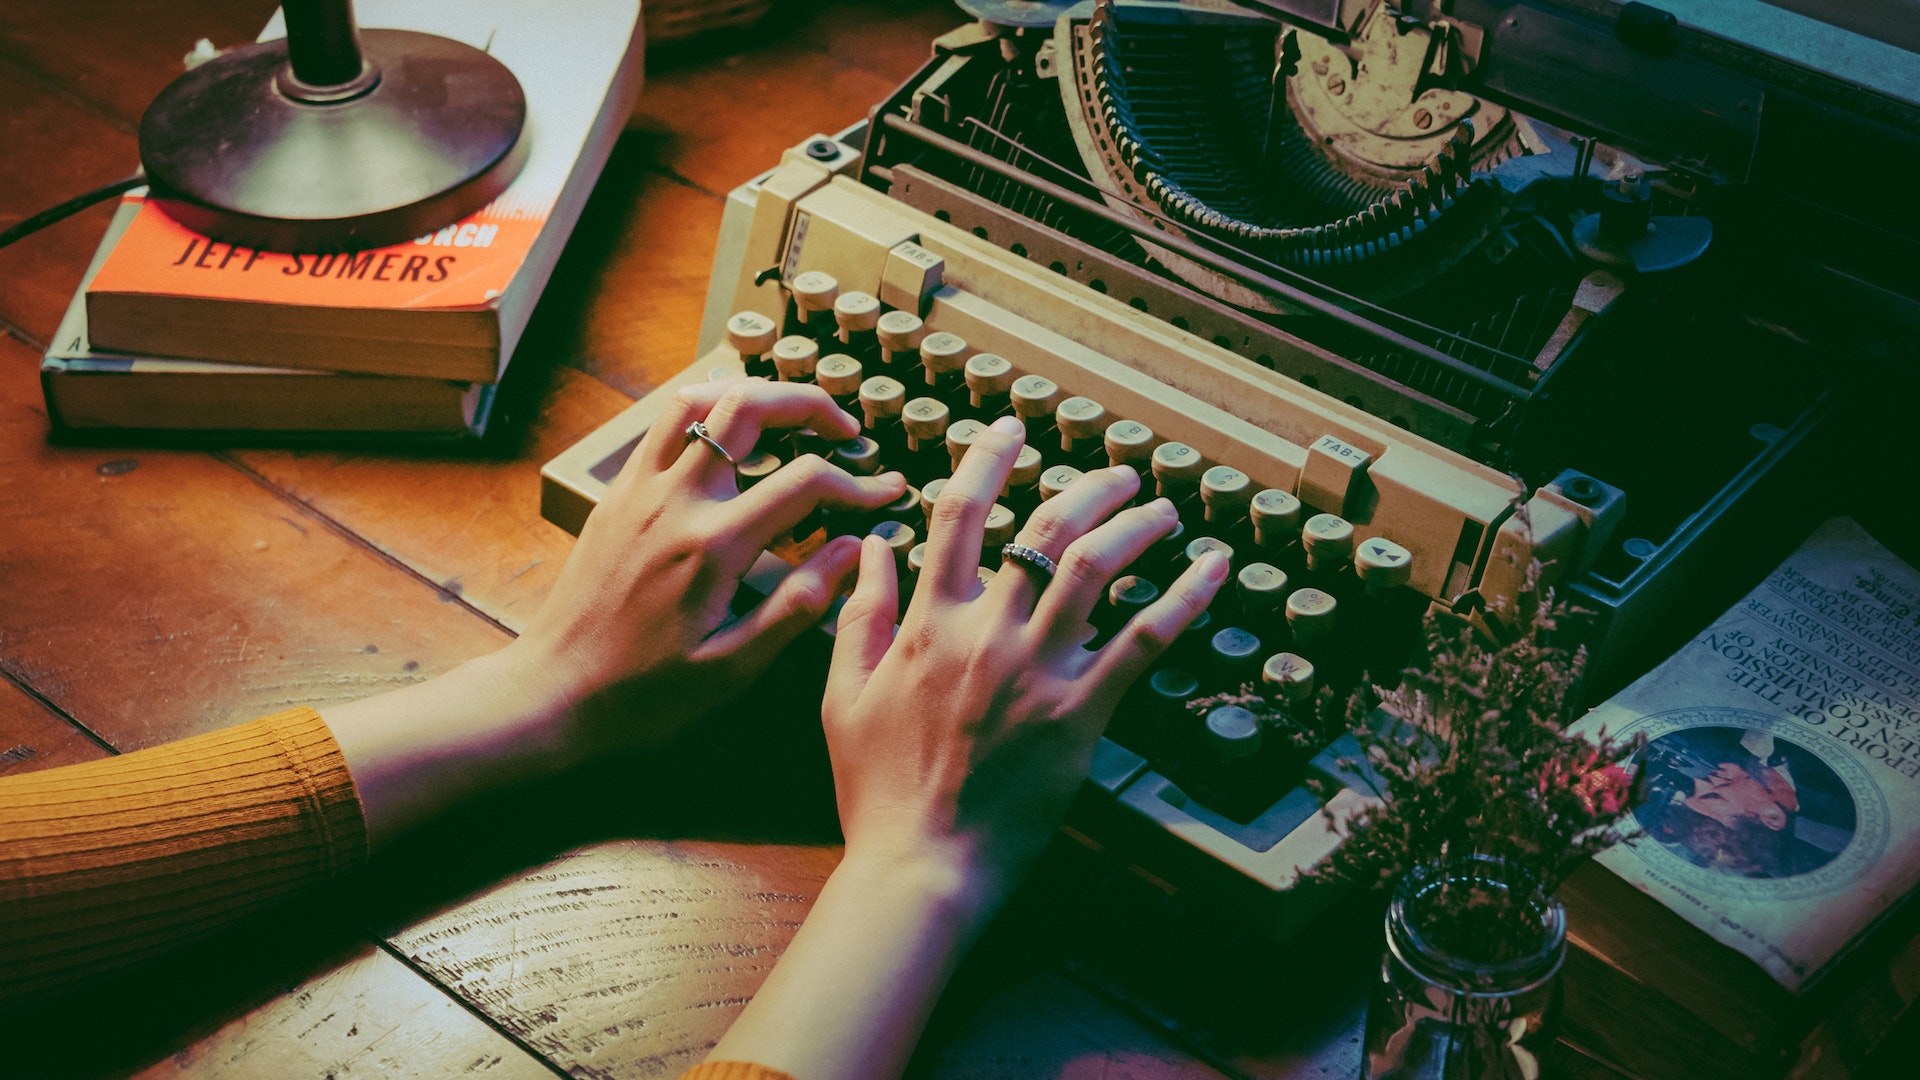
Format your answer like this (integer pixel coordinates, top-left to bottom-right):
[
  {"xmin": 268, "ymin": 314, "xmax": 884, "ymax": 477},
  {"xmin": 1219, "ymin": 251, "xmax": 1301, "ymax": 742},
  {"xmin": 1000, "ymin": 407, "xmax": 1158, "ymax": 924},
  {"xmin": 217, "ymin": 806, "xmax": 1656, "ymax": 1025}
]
[{"xmin": 835, "ymin": 838, "xmax": 1006, "ymax": 943}]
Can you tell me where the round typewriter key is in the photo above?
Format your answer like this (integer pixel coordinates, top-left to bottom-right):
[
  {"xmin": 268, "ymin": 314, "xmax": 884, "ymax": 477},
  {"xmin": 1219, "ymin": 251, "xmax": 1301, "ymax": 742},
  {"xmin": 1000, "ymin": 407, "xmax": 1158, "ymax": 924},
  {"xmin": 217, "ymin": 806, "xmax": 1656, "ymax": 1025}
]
[
  {"xmin": 833, "ymin": 290, "xmax": 881, "ymax": 332},
  {"xmin": 1185, "ymin": 535, "xmax": 1234, "ymax": 569},
  {"xmin": 907, "ymin": 541, "xmax": 929, "ymax": 579},
  {"xmin": 1144, "ymin": 517, "xmax": 1188, "ymax": 575},
  {"xmin": 771, "ymin": 335, "xmax": 819, "ymax": 382},
  {"xmin": 1250, "ymin": 489, "xmax": 1303, "ymax": 549},
  {"xmin": 1006, "ymin": 445, "xmax": 1044, "ymax": 494},
  {"xmin": 790, "ymin": 270, "xmax": 839, "ymax": 316},
  {"xmin": 877, "ymin": 310, "xmax": 927, "ymax": 359},
  {"xmin": 902, "ymin": 396, "xmax": 951, "ymax": 447},
  {"xmin": 1285, "ymin": 587, "xmax": 1338, "ymax": 645},
  {"xmin": 1038, "ymin": 464, "xmax": 1081, "ymax": 501},
  {"xmin": 1354, "ymin": 535, "xmax": 1414, "ymax": 591},
  {"xmin": 1201, "ymin": 466, "xmax": 1254, "ymax": 523},
  {"xmin": 1210, "ymin": 627, "xmax": 1263, "ymax": 685},
  {"xmin": 964, "ymin": 353, "xmax": 1016, "ymax": 405},
  {"xmin": 880, "ymin": 483, "xmax": 921, "ymax": 525},
  {"xmin": 1147, "ymin": 667, "xmax": 1200, "ymax": 720},
  {"xmin": 1205, "ymin": 705, "xmax": 1263, "ymax": 759},
  {"xmin": 858, "ymin": 376, "xmax": 905, "ymax": 427},
  {"xmin": 831, "ymin": 436, "xmax": 882, "ymax": 475},
  {"xmin": 870, "ymin": 520, "xmax": 917, "ymax": 564},
  {"xmin": 726, "ymin": 310, "xmax": 779, "ymax": 359},
  {"xmin": 816, "ymin": 354, "xmax": 864, "ymax": 399},
  {"xmin": 1011, "ymin": 375, "xmax": 1062, "ymax": 419},
  {"xmin": 1262, "ymin": 652, "xmax": 1316, "ymax": 702},
  {"xmin": 982, "ymin": 503, "xmax": 1017, "ymax": 549},
  {"xmin": 1236, "ymin": 562, "xmax": 1288, "ymax": 616},
  {"xmin": 1302, "ymin": 513, "xmax": 1356, "ymax": 572},
  {"xmin": 734, "ymin": 451, "xmax": 781, "ymax": 489},
  {"xmin": 1103, "ymin": 419, "xmax": 1157, "ymax": 470},
  {"xmin": 1107, "ymin": 575, "xmax": 1160, "ymax": 626},
  {"xmin": 946, "ymin": 418, "xmax": 988, "ymax": 467},
  {"xmin": 1151, "ymin": 443, "xmax": 1205, "ymax": 504},
  {"xmin": 920, "ymin": 332, "xmax": 969, "ymax": 386},
  {"xmin": 920, "ymin": 477, "xmax": 946, "ymax": 519},
  {"xmin": 1052, "ymin": 393, "xmax": 1113, "ymax": 443}
]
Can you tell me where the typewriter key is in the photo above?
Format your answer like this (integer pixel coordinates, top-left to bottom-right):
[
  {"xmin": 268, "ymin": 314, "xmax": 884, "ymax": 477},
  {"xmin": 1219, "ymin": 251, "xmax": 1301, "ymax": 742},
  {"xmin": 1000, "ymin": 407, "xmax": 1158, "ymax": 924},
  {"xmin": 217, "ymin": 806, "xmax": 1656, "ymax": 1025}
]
[
  {"xmin": 1236, "ymin": 562, "xmax": 1288, "ymax": 621},
  {"xmin": 870, "ymin": 520, "xmax": 917, "ymax": 565},
  {"xmin": 831, "ymin": 436, "xmax": 882, "ymax": 476},
  {"xmin": 946, "ymin": 418, "xmax": 988, "ymax": 469},
  {"xmin": 1103, "ymin": 419, "xmax": 1157, "ymax": 471},
  {"xmin": 771, "ymin": 335, "xmax": 819, "ymax": 383},
  {"xmin": 876, "ymin": 310, "xmax": 928, "ymax": 373},
  {"xmin": 1262, "ymin": 652, "xmax": 1315, "ymax": 702},
  {"xmin": 982, "ymin": 503, "xmax": 1017, "ymax": 550},
  {"xmin": 1147, "ymin": 667, "xmax": 1200, "ymax": 722},
  {"xmin": 1038, "ymin": 464, "xmax": 1082, "ymax": 502},
  {"xmin": 902, "ymin": 397, "xmax": 951, "ymax": 483},
  {"xmin": 964, "ymin": 353, "xmax": 1016, "ymax": 419},
  {"xmin": 1185, "ymin": 535, "xmax": 1234, "ymax": 571},
  {"xmin": 816, "ymin": 354, "xmax": 865, "ymax": 416},
  {"xmin": 919, "ymin": 478, "xmax": 946, "ymax": 520},
  {"xmin": 1005, "ymin": 445, "xmax": 1044, "ymax": 511},
  {"xmin": 1209, "ymin": 627, "xmax": 1263, "ymax": 686},
  {"xmin": 1250, "ymin": 489, "xmax": 1303, "ymax": 551},
  {"xmin": 734, "ymin": 451, "xmax": 781, "ymax": 490},
  {"xmin": 1152, "ymin": 441, "xmax": 1205, "ymax": 502},
  {"xmin": 1201, "ymin": 466, "xmax": 1254, "ymax": 524},
  {"xmin": 920, "ymin": 332, "xmax": 969, "ymax": 395},
  {"xmin": 833, "ymin": 291, "xmax": 881, "ymax": 358},
  {"xmin": 858, "ymin": 376, "xmax": 905, "ymax": 428},
  {"xmin": 726, "ymin": 310, "xmax": 780, "ymax": 379},
  {"xmin": 788, "ymin": 270, "xmax": 838, "ymax": 337},
  {"xmin": 879, "ymin": 483, "xmax": 921, "ymax": 526},
  {"xmin": 1302, "ymin": 513, "xmax": 1356, "ymax": 573},
  {"xmin": 1285, "ymin": 587, "xmax": 1338, "ymax": 645},
  {"xmin": 1354, "ymin": 536, "xmax": 1414, "ymax": 592},
  {"xmin": 1011, "ymin": 375, "xmax": 1063, "ymax": 444},
  {"xmin": 1104, "ymin": 575, "xmax": 1160, "ymax": 636},
  {"xmin": 1055, "ymin": 397, "xmax": 1107, "ymax": 465},
  {"xmin": 1204, "ymin": 705, "xmax": 1263, "ymax": 759}
]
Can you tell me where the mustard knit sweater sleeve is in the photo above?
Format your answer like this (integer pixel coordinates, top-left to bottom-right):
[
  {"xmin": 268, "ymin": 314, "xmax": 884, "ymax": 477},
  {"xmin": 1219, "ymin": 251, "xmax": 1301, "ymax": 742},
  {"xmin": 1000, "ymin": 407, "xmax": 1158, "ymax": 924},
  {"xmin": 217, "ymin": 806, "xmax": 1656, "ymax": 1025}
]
[{"xmin": 0, "ymin": 707, "xmax": 368, "ymax": 1004}]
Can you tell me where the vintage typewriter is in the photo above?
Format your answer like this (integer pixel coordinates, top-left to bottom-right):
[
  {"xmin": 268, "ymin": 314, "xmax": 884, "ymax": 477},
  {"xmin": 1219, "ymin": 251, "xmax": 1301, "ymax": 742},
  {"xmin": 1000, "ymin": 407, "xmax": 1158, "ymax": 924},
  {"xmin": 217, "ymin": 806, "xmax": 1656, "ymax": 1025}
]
[{"xmin": 544, "ymin": 0, "xmax": 1920, "ymax": 930}]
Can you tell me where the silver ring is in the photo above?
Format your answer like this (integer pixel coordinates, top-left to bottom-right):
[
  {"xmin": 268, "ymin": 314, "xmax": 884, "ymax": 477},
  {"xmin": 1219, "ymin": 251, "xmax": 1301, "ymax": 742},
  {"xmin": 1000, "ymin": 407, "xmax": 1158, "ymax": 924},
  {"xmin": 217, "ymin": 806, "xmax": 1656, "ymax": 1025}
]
[
  {"xmin": 684, "ymin": 420, "xmax": 737, "ymax": 466},
  {"xmin": 1000, "ymin": 543, "xmax": 1057, "ymax": 581}
]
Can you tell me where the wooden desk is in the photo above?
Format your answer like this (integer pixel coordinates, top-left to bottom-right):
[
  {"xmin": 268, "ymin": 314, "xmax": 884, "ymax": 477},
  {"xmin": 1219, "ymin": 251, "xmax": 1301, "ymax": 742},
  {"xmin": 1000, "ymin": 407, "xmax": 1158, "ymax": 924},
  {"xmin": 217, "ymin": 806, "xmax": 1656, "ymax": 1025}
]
[{"xmin": 0, "ymin": 2, "xmax": 1393, "ymax": 1077}]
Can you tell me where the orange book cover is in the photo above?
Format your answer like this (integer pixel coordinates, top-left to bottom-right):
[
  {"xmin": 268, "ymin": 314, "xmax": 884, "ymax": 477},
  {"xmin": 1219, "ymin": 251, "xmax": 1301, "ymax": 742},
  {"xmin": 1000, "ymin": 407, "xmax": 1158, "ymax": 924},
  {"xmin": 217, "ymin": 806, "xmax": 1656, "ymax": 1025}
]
[{"xmin": 88, "ymin": 194, "xmax": 548, "ymax": 311}]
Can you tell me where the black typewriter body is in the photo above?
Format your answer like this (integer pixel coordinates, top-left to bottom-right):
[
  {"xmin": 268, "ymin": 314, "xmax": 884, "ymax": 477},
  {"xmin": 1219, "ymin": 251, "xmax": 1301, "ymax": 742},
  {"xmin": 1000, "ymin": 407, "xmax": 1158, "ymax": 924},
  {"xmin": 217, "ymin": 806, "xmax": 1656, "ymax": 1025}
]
[{"xmin": 545, "ymin": 0, "xmax": 1920, "ymax": 933}]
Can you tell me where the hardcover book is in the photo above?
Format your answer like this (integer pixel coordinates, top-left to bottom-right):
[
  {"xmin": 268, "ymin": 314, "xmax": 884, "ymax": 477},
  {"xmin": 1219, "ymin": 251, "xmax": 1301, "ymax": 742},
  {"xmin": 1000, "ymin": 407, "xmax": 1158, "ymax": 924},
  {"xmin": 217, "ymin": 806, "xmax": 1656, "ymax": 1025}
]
[
  {"xmin": 1564, "ymin": 517, "xmax": 1920, "ymax": 1078},
  {"xmin": 44, "ymin": 202, "xmax": 494, "ymax": 440},
  {"xmin": 84, "ymin": 0, "xmax": 645, "ymax": 383}
]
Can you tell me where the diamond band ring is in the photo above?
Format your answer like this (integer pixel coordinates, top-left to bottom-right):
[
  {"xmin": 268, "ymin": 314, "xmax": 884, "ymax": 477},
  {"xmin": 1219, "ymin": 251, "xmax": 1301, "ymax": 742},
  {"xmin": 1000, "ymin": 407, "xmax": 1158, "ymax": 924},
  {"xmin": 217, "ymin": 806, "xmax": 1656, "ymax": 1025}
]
[{"xmin": 1000, "ymin": 543, "xmax": 1057, "ymax": 582}]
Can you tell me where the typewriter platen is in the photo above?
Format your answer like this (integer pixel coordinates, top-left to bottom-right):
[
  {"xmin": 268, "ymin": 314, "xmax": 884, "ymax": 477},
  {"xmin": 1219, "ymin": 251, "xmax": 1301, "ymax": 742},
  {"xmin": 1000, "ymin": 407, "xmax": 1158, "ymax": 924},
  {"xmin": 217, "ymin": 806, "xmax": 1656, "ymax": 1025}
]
[{"xmin": 544, "ymin": 1, "xmax": 1920, "ymax": 930}]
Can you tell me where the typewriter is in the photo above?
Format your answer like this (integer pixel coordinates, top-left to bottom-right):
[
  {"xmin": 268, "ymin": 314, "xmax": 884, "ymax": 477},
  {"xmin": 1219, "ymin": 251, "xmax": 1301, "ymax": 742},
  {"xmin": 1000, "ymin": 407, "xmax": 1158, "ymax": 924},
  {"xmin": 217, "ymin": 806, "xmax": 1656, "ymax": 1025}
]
[{"xmin": 544, "ymin": 0, "xmax": 1920, "ymax": 931}]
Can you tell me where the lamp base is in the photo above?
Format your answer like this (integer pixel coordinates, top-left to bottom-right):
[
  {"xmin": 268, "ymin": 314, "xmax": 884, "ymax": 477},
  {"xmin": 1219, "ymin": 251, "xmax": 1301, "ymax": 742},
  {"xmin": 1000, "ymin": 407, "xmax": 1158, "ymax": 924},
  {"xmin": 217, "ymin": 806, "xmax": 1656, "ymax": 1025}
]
[{"xmin": 139, "ymin": 29, "xmax": 528, "ymax": 253}]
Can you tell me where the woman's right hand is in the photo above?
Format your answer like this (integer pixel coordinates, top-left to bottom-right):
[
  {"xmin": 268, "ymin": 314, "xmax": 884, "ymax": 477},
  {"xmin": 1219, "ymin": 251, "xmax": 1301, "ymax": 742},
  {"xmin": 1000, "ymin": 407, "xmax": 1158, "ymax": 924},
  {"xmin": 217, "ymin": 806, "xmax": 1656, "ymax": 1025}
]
[{"xmin": 822, "ymin": 414, "xmax": 1228, "ymax": 921}]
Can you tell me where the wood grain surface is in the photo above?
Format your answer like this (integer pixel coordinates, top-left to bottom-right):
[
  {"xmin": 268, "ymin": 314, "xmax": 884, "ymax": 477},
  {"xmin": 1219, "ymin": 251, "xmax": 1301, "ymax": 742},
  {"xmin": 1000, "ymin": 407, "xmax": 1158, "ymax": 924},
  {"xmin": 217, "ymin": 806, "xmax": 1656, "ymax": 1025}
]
[{"xmin": 0, "ymin": 2, "xmax": 1363, "ymax": 1078}]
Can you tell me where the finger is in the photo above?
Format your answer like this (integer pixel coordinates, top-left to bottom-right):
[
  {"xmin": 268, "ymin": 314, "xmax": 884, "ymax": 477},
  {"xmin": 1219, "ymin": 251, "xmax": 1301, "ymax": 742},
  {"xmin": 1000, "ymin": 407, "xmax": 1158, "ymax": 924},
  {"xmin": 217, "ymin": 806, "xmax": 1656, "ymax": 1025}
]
[
  {"xmin": 1033, "ymin": 498, "xmax": 1181, "ymax": 638},
  {"xmin": 723, "ymin": 455, "xmax": 908, "ymax": 557},
  {"xmin": 1088, "ymin": 551, "xmax": 1230, "ymax": 703},
  {"xmin": 631, "ymin": 378, "xmax": 748, "ymax": 478},
  {"xmin": 825, "ymin": 534, "xmax": 900, "ymax": 713},
  {"xmin": 923, "ymin": 415, "xmax": 1026, "ymax": 601},
  {"xmin": 992, "ymin": 465, "xmax": 1141, "ymax": 613},
  {"xmin": 694, "ymin": 534, "xmax": 863, "ymax": 675},
  {"xmin": 698, "ymin": 380, "xmax": 863, "ymax": 463}
]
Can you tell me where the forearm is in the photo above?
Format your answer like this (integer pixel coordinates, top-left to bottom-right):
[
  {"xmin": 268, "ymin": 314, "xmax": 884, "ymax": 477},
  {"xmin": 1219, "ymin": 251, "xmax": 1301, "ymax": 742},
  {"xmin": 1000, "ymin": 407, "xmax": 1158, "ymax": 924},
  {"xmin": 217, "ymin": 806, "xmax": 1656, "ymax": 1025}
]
[
  {"xmin": 322, "ymin": 640, "xmax": 578, "ymax": 849},
  {"xmin": 709, "ymin": 849, "xmax": 994, "ymax": 1080}
]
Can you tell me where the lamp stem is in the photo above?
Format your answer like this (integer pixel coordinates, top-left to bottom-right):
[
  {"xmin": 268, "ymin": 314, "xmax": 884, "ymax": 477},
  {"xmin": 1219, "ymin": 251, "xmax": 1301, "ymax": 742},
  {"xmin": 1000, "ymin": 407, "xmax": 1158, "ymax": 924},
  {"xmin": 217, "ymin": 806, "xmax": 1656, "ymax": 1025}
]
[{"xmin": 283, "ymin": 0, "xmax": 365, "ymax": 88}]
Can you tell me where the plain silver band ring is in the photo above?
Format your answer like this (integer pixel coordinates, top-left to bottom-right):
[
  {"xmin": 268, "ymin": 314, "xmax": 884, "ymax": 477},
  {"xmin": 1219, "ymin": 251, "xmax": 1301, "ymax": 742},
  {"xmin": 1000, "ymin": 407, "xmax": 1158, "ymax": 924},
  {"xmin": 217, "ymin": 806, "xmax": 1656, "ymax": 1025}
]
[
  {"xmin": 1001, "ymin": 543, "xmax": 1057, "ymax": 582},
  {"xmin": 685, "ymin": 420, "xmax": 737, "ymax": 466}
]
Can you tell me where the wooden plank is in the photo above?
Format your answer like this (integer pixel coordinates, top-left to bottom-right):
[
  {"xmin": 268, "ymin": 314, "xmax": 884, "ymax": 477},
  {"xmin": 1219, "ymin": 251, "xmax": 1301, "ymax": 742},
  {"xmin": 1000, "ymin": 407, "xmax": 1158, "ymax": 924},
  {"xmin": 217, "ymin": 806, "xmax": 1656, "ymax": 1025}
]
[
  {"xmin": 633, "ymin": 1, "xmax": 962, "ymax": 196},
  {"xmin": 0, "ymin": 332, "xmax": 509, "ymax": 750},
  {"xmin": 0, "ymin": 62, "xmax": 134, "ymax": 342},
  {"xmin": 133, "ymin": 947, "xmax": 559, "ymax": 1080},
  {"xmin": 0, "ymin": 0, "xmax": 277, "ymax": 129},
  {"xmin": 0, "ymin": 678, "xmax": 107, "ymax": 776},
  {"xmin": 229, "ymin": 366, "xmax": 633, "ymax": 633}
]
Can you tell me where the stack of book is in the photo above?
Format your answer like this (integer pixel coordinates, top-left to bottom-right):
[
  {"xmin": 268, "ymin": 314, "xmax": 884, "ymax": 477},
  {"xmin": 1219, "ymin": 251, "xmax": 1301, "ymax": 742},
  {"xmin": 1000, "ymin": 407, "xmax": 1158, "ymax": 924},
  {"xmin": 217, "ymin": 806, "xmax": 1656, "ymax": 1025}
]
[
  {"xmin": 41, "ymin": 0, "xmax": 644, "ymax": 440},
  {"xmin": 1565, "ymin": 517, "xmax": 1920, "ymax": 1079}
]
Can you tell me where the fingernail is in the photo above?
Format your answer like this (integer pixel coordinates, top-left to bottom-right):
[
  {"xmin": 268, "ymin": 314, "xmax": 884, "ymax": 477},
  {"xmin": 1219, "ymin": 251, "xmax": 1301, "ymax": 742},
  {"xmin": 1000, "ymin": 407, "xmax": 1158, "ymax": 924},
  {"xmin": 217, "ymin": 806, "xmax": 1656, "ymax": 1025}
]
[
  {"xmin": 1151, "ymin": 496, "xmax": 1176, "ymax": 518},
  {"xmin": 1107, "ymin": 464, "xmax": 1138, "ymax": 481},
  {"xmin": 1202, "ymin": 551, "xmax": 1230, "ymax": 583},
  {"xmin": 991, "ymin": 415, "xmax": 1024, "ymax": 436}
]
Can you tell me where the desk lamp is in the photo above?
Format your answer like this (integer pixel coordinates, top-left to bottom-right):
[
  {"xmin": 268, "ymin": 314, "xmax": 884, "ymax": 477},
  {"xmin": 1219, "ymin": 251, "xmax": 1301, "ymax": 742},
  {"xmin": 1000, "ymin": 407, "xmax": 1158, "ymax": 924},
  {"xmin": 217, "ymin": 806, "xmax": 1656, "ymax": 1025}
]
[{"xmin": 138, "ymin": 0, "xmax": 528, "ymax": 253}]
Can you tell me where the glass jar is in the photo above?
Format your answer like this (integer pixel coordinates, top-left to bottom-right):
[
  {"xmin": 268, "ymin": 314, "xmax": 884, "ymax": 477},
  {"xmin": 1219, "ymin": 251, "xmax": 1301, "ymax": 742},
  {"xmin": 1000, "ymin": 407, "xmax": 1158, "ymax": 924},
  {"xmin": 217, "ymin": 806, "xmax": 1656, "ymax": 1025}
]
[{"xmin": 1363, "ymin": 855, "xmax": 1566, "ymax": 1080}]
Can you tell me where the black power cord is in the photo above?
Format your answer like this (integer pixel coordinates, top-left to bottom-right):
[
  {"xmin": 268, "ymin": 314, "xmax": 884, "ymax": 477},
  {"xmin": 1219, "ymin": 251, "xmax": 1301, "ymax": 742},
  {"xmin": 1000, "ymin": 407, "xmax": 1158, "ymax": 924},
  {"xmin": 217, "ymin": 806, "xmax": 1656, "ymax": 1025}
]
[{"xmin": 0, "ymin": 172, "xmax": 146, "ymax": 251}]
